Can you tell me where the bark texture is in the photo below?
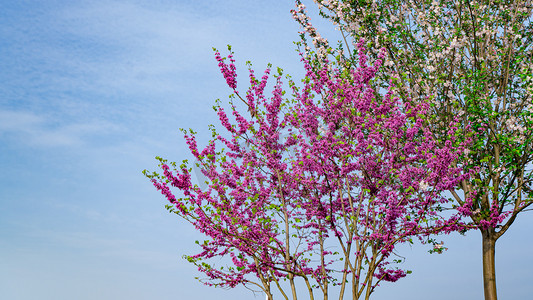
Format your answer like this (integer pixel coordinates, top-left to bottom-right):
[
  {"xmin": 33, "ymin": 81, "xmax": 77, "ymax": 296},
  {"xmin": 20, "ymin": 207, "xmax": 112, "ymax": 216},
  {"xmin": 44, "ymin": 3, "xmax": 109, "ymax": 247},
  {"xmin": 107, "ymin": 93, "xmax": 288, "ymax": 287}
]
[{"xmin": 481, "ymin": 229, "xmax": 497, "ymax": 300}]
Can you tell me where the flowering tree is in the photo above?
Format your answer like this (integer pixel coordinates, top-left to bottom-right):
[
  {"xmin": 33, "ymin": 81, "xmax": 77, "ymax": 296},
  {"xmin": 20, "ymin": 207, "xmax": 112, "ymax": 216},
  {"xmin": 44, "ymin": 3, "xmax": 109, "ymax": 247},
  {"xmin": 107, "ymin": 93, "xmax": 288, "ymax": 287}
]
[
  {"xmin": 291, "ymin": 1, "xmax": 533, "ymax": 299},
  {"xmin": 144, "ymin": 40, "xmax": 473, "ymax": 299}
]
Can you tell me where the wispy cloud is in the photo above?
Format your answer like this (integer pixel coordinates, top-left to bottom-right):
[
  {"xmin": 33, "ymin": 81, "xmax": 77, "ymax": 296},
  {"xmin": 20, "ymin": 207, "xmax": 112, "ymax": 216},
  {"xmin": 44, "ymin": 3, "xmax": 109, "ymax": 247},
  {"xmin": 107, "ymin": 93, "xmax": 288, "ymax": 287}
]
[
  {"xmin": 0, "ymin": 0, "xmax": 250, "ymax": 151},
  {"xmin": 39, "ymin": 0, "xmax": 232, "ymax": 97},
  {"xmin": 0, "ymin": 108, "xmax": 122, "ymax": 147}
]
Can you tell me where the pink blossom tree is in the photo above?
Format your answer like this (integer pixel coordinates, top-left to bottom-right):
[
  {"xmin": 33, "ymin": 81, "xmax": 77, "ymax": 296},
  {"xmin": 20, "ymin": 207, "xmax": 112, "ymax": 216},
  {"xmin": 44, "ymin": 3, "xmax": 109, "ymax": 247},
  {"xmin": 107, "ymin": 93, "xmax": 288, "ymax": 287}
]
[
  {"xmin": 143, "ymin": 41, "xmax": 473, "ymax": 299},
  {"xmin": 290, "ymin": 1, "xmax": 533, "ymax": 299}
]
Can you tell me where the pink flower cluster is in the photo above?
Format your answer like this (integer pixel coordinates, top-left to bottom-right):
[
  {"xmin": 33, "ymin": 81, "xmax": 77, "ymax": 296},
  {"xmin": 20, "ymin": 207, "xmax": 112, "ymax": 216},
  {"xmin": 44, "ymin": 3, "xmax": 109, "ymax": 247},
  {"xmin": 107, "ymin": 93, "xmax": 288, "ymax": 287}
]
[
  {"xmin": 214, "ymin": 47, "xmax": 237, "ymax": 90},
  {"xmin": 144, "ymin": 39, "xmax": 476, "ymax": 296}
]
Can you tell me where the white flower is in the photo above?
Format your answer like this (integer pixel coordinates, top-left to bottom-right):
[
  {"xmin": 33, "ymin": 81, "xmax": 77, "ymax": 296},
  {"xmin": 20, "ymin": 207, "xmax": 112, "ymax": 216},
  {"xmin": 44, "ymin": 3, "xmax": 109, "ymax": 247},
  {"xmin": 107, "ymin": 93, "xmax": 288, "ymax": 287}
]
[
  {"xmin": 419, "ymin": 180, "xmax": 430, "ymax": 191},
  {"xmin": 433, "ymin": 241, "xmax": 447, "ymax": 253},
  {"xmin": 318, "ymin": 123, "xmax": 328, "ymax": 135},
  {"xmin": 447, "ymin": 90, "xmax": 455, "ymax": 98}
]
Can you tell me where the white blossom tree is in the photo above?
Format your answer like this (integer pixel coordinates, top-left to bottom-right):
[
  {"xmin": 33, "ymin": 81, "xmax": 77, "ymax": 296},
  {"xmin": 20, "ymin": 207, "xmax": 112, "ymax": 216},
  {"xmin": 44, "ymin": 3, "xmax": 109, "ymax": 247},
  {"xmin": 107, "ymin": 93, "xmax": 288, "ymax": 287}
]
[{"xmin": 291, "ymin": 1, "xmax": 533, "ymax": 299}]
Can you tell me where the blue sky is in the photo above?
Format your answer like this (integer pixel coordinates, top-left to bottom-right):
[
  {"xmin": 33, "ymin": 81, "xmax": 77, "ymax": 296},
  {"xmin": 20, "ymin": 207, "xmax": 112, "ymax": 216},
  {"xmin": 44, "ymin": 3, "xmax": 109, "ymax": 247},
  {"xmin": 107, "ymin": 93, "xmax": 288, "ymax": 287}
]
[{"xmin": 0, "ymin": 1, "xmax": 531, "ymax": 299}]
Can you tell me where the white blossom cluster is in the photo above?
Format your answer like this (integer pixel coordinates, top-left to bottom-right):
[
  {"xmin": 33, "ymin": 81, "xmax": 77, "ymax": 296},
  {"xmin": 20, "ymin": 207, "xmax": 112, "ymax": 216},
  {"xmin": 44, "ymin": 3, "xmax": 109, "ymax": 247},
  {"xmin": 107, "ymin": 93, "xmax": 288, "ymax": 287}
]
[
  {"xmin": 419, "ymin": 180, "xmax": 430, "ymax": 191},
  {"xmin": 306, "ymin": 0, "xmax": 532, "ymax": 143},
  {"xmin": 293, "ymin": 2, "xmax": 330, "ymax": 60}
]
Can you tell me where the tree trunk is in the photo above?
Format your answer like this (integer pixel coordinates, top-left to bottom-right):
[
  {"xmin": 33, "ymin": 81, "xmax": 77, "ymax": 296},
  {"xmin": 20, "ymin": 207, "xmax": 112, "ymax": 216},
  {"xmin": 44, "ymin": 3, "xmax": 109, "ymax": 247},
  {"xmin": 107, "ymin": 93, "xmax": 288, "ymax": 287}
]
[{"xmin": 481, "ymin": 229, "xmax": 498, "ymax": 300}]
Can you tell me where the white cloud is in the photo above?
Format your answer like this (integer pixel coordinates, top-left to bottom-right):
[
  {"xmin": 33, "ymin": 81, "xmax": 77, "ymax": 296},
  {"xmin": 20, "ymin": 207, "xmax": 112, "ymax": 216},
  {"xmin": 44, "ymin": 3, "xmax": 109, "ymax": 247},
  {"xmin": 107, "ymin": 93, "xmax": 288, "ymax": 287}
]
[
  {"xmin": 41, "ymin": 0, "xmax": 232, "ymax": 96},
  {"xmin": 0, "ymin": 108, "xmax": 122, "ymax": 147}
]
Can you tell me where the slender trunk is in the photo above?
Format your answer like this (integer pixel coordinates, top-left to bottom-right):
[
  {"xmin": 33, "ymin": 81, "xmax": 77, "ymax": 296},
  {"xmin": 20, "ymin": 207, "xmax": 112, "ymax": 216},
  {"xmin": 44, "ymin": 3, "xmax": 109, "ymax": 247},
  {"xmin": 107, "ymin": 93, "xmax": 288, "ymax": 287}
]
[
  {"xmin": 289, "ymin": 277, "xmax": 297, "ymax": 300},
  {"xmin": 481, "ymin": 229, "xmax": 498, "ymax": 300},
  {"xmin": 266, "ymin": 291, "xmax": 273, "ymax": 300},
  {"xmin": 276, "ymin": 171, "xmax": 297, "ymax": 300}
]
